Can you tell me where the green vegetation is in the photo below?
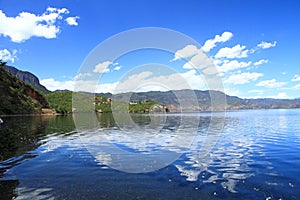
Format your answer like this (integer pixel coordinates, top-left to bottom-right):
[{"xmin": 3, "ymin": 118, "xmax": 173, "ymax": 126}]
[
  {"xmin": 45, "ymin": 91, "xmax": 72, "ymax": 114},
  {"xmin": 0, "ymin": 60, "xmax": 49, "ymax": 115},
  {"xmin": 94, "ymin": 96, "xmax": 112, "ymax": 113},
  {"xmin": 129, "ymin": 100, "xmax": 167, "ymax": 113},
  {"xmin": 45, "ymin": 91, "xmax": 167, "ymax": 114}
]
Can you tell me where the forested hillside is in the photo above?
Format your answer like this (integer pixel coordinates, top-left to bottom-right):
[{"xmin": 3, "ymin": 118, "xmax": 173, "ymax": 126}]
[{"xmin": 0, "ymin": 61, "xmax": 49, "ymax": 115}]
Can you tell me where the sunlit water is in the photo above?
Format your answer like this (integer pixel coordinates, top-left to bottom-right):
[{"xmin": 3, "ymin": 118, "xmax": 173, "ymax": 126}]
[{"xmin": 0, "ymin": 109, "xmax": 300, "ymax": 199}]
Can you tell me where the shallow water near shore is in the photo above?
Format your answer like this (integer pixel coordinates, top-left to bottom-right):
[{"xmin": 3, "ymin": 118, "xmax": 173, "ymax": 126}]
[{"xmin": 0, "ymin": 109, "xmax": 300, "ymax": 199}]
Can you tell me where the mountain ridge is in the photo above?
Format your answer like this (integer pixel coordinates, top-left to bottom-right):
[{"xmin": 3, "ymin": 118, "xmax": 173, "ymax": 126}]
[
  {"xmin": 0, "ymin": 62, "xmax": 49, "ymax": 115},
  {"xmin": 3, "ymin": 65, "xmax": 50, "ymax": 94},
  {"xmin": 1, "ymin": 64, "xmax": 300, "ymax": 113},
  {"xmin": 95, "ymin": 89, "xmax": 300, "ymax": 111}
]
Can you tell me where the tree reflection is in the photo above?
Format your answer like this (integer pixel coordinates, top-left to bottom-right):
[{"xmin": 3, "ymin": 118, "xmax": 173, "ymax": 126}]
[{"xmin": 0, "ymin": 180, "xmax": 19, "ymax": 199}]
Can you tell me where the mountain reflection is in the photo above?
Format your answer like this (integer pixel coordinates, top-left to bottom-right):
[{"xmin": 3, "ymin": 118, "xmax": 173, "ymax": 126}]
[
  {"xmin": 1, "ymin": 110, "xmax": 299, "ymax": 199},
  {"xmin": 0, "ymin": 115, "xmax": 75, "ymax": 199},
  {"xmin": 0, "ymin": 115, "xmax": 75, "ymax": 162},
  {"xmin": 80, "ymin": 112, "xmax": 258, "ymax": 193}
]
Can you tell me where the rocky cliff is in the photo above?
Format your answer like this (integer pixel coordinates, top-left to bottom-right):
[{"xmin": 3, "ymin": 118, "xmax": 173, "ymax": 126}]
[
  {"xmin": 0, "ymin": 64, "xmax": 49, "ymax": 115},
  {"xmin": 3, "ymin": 65, "xmax": 50, "ymax": 94}
]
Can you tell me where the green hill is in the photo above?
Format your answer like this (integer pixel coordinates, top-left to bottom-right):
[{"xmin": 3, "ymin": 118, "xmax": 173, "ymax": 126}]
[
  {"xmin": 3, "ymin": 65, "xmax": 50, "ymax": 94},
  {"xmin": 45, "ymin": 91, "xmax": 73, "ymax": 114},
  {"xmin": 0, "ymin": 61, "xmax": 49, "ymax": 115},
  {"xmin": 45, "ymin": 91, "xmax": 168, "ymax": 114}
]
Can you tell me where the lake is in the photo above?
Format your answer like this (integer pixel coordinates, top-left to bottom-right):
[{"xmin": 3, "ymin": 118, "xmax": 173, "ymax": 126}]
[{"xmin": 0, "ymin": 109, "xmax": 300, "ymax": 199}]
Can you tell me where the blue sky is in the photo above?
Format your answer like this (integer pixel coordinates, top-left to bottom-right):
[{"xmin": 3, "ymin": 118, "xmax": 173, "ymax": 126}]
[{"xmin": 0, "ymin": 0, "xmax": 300, "ymax": 98}]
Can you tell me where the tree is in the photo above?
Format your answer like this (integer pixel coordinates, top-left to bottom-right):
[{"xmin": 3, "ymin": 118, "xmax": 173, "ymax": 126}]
[{"xmin": 0, "ymin": 60, "xmax": 7, "ymax": 67}]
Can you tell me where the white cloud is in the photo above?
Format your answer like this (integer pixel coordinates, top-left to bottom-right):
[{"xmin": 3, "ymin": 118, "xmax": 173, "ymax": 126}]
[
  {"xmin": 112, "ymin": 69, "xmax": 208, "ymax": 93},
  {"xmin": 213, "ymin": 59, "xmax": 223, "ymax": 66},
  {"xmin": 182, "ymin": 62, "xmax": 194, "ymax": 69},
  {"xmin": 215, "ymin": 44, "xmax": 249, "ymax": 59},
  {"xmin": 202, "ymin": 66, "xmax": 219, "ymax": 75},
  {"xmin": 93, "ymin": 61, "xmax": 112, "ymax": 73},
  {"xmin": 224, "ymin": 88, "xmax": 242, "ymax": 97},
  {"xmin": 292, "ymin": 74, "xmax": 300, "ymax": 82},
  {"xmin": 248, "ymin": 90, "xmax": 264, "ymax": 94},
  {"xmin": 293, "ymin": 84, "xmax": 300, "ymax": 90},
  {"xmin": 202, "ymin": 31, "xmax": 233, "ymax": 52},
  {"xmin": 256, "ymin": 79, "xmax": 287, "ymax": 88},
  {"xmin": 65, "ymin": 16, "xmax": 79, "ymax": 26},
  {"xmin": 74, "ymin": 72, "xmax": 92, "ymax": 80},
  {"xmin": 95, "ymin": 82, "xmax": 118, "ymax": 93},
  {"xmin": 274, "ymin": 92, "xmax": 288, "ymax": 99},
  {"xmin": 41, "ymin": 78, "xmax": 74, "ymax": 91},
  {"xmin": 113, "ymin": 66, "xmax": 121, "ymax": 71},
  {"xmin": 217, "ymin": 60, "xmax": 252, "ymax": 73},
  {"xmin": 254, "ymin": 59, "xmax": 268, "ymax": 66},
  {"xmin": 40, "ymin": 77, "xmax": 102, "ymax": 92},
  {"xmin": 42, "ymin": 68, "xmax": 223, "ymax": 93},
  {"xmin": 224, "ymin": 72, "xmax": 263, "ymax": 85},
  {"xmin": 243, "ymin": 92, "xmax": 288, "ymax": 99},
  {"xmin": 171, "ymin": 45, "xmax": 199, "ymax": 61},
  {"xmin": 0, "ymin": 7, "xmax": 77, "ymax": 43},
  {"xmin": 257, "ymin": 41, "xmax": 277, "ymax": 49},
  {"xmin": 0, "ymin": 49, "xmax": 17, "ymax": 63},
  {"xmin": 46, "ymin": 7, "xmax": 69, "ymax": 14},
  {"xmin": 182, "ymin": 51, "xmax": 213, "ymax": 70}
]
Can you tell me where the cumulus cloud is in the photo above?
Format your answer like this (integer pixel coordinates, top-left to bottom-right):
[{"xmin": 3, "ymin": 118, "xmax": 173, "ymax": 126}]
[
  {"xmin": 202, "ymin": 66, "xmax": 219, "ymax": 75},
  {"xmin": 113, "ymin": 66, "xmax": 121, "ymax": 71},
  {"xmin": 40, "ymin": 78, "xmax": 75, "ymax": 91},
  {"xmin": 215, "ymin": 44, "xmax": 249, "ymax": 59},
  {"xmin": 109, "ymin": 69, "xmax": 209, "ymax": 94},
  {"xmin": 0, "ymin": 49, "xmax": 17, "ymax": 63},
  {"xmin": 274, "ymin": 92, "xmax": 288, "ymax": 99},
  {"xmin": 292, "ymin": 74, "xmax": 300, "ymax": 82},
  {"xmin": 202, "ymin": 31, "xmax": 233, "ymax": 52},
  {"xmin": 41, "ymin": 68, "xmax": 223, "ymax": 93},
  {"xmin": 42, "ymin": 77, "xmax": 110, "ymax": 93},
  {"xmin": 171, "ymin": 45, "xmax": 199, "ymax": 61},
  {"xmin": 125, "ymin": 71, "xmax": 205, "ymax": 92},
  {"xmin": 66, "ymin": 16, "xmax": 79, "ymax": 26},
  {"xmin": 217, "ymin": 60, "xmax": 252, "ymax": 73},
  {"xmin": 243, "ymin": 92, "xmax": 288, "ymax": 99},
  {"xmin": 254, "ymin": 59, "xmax": 268, "ymax": 66},
  {"xmin": 182, "ymin": 51, "xmax": 213, "ymax": 70},
  {"xmin": 93, "ymin": 61, "xmax": 112, "ymax": 73},
  {"xmin": 0, "ymin": 7, "xmax": 78, "ymax": 42},
  {"xmin": 257, "ymin": 41, "xmax": 277, "ymax": 49},
  {"xmin": 293, "ymin": 84, "xmax": 300, "ymax": 90},
  {"xmin": 248, "ymin": 90, "xmax": 264, "ymax": 94},
  {"xmin": 224, "ymin": 72, "xmax": 263, "ymax": 85},
  {"xmin": 74, "ymin": 72, "xmax": 92, "ymax": 80},
  {"xmin": 256, "ymin": 79, "xmax": 287, "ymax": 88}
]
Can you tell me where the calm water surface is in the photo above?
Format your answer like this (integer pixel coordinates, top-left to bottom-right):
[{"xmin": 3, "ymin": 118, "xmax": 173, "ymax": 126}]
[{"xmin": 0, "ymin": 109, "xmax": 300, "ymax": 199}]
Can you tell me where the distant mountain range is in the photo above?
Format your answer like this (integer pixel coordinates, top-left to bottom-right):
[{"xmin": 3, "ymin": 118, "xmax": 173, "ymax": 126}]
[
  {"xmin": 97, "ymin": 90, "xmax": 300, "ymax": 111},
  {"xmin": 1, "ymin": 64, "xmax": 300, "ymax": 114}
]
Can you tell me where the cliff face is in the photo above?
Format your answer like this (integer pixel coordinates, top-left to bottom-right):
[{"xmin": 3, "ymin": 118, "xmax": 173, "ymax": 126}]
[
  {"xmin": 0, "ymin": 65, "xmax": 49, "ymax": 115},
  {"xmin": 3, "ymin": 65, "xmax": 50, "ymax": 94}
]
